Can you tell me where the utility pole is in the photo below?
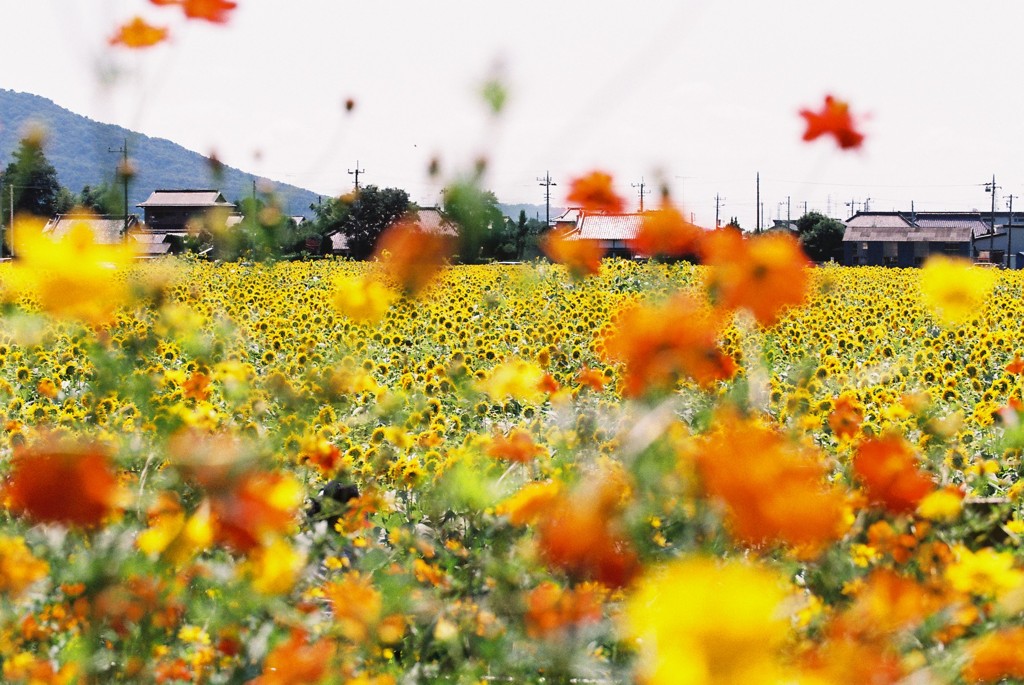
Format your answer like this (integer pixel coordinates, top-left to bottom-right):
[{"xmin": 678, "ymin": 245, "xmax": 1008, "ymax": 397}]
[
  {"xmin": 984, "ymin": 176, "xmax": 1001, "ymax": 259},
  {"xmin": 845, "ymin": 199, "xmax": 858, "ymax": 218},
  {"xmin": 755, "ymin": 172, "xmax": 760, "ymax": 232},
  {"xmin": 803, "ymin": 200, "xmax": 808, "ymax": 217},
  {"xmin": 108, "ymin": 138, "xmax": 130, "ymax": 238},
  {"xmin": 786, "ymin": 195, "xmax": 791, "ymax": 224},
  {"xmin": 1007, "ymin": 194, "xmax": 1018, "ymax": 268},
  {"xmin": 348, "ymin": 161, "xmax": 365, "ymax": 191},
  {"xmin": 538, "ymin": 172, "xmax": 556, "ymax": 227},
  {"xmin": 631, "ymin": 178, "xmax": 650, "ymax": 212},
  {"xmin": 864, "ymin": 197, "xmax": 871, "ymax": 212},
  {"xmin": 715, "ymin": 193, "xmax": 725, "ymax": 228}
]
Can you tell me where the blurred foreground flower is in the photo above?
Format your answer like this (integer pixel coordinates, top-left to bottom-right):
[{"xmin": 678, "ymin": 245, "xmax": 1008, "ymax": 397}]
[
  {"xmin": 109, "ymin": 16, "xmax": 169, "ymax": 48},
  {"xmin": 9, "ymin": 214, "xmax": 136, "ymax": 325},
  {"xmin": 700, "ymin": 229, "xmax": 810, "ymax": 326},
  {"xmin": 536, "ymin": 468, "xmax": 639, "ymax": 588},
  {"xmin": 800, "ymin": 94, "xmax": 864, "ymax": 150},
  {"xmin": 919, "ymin": 255, "xmax": 996, "ymax": 326},
  {"xmin": 566, "ymin": 171, "xmax": 625, "ymax": 213},
  {"xmin": 151, "ymin": 0, "xmax": 238, "ymax": 24},
  {"xmin": 853, "ymin": 435, "xmax": 934, "ymax": 515},
  {"xmin": 601, "ymin": 291, "xmax": 735, "ymax": 396},
  {"xmin": 332, "ymin": 273, "xmax": 396, "ymax": 322},
  {"xmin": 541, "ymin": 229, "xmax": 603, "ymax": 278},
  {"xmin": 624, "ymin": 557, "xmax": 790, "ymax": 684},
  {"xmin": 631, "ymin": 204, "xmax": 703, "ymax": 257},
  {"xmin": 373, "ymin": 219, "xmax": 452, "ymax": 295},
  {"xmin": 5, "ymin": 437, "xmax": 121, "ymax": 528},
  {"xmin": 694, "ymin": 412, "xmax": 847, "ymax": 551}
]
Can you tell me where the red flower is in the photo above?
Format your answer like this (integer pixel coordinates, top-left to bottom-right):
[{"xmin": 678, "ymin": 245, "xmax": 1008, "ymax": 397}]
[
  {"xmin": 700, "ymin": 228, "xmax": 811, "ymax": 326},
  {"xmin": 853, "ymin": 435, "xmax": 935, "ymax": 515},
  {"xmin": 631, "ymin": 204, "xmax": 703, "ymax": 257},
  {"xmin": 566, "ymin": 171, "xmax": 625, "ymax": 213},
  {"xmin": 6, "ymin": 438, "xmax": 120, "ymax": 528},
  {"xmin": 541, "ymin": 229, "xmax": 603, "ymax": 278},
  {"xmin": 150, "ymin": 0, "xmax": 237, "ymax": 24},
  {"xmin": 800, "ymin": 94, "xmax": 864, "ymax": 150}
]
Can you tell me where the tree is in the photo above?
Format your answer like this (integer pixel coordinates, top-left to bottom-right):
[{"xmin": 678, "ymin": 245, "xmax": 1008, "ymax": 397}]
[
  {"xmin": 2, "ymin": 134, "xmax": 64, "ymax": 225},
  {"xmin": 442, "ymin": 181, "xmax": 504, "ymax": 264},
  {"xmin": 76, "ymin": 184, "xmax": 120, "ymax": 215},
  {"xmin": 309, "ymin": 186, "xmax": 410, "ymax": 260},
  {"xmin": 796, "ymin": 211, "xmax": 846, "ymax": 262},
  {"xmin": 726, "ymin": 216, "xmax": 742, "ymax": 230}
]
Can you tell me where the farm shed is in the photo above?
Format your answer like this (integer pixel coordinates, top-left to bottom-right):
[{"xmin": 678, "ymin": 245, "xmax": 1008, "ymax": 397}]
[{"xmin": 842, "ymin": 211, "xmax": 986, "ymax": 267}]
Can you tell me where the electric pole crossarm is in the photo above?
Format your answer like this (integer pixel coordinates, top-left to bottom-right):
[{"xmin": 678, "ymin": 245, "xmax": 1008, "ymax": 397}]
[
  {"xmin": 348, "ymin": 161, "xmax": 365, "ymax": 191},
  {"xmin": 537, "ymin": 172, "xmax": 556, "ymax": 227}
]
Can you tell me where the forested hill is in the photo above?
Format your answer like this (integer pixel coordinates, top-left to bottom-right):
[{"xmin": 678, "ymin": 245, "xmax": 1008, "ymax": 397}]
[{"xmin": 0, "ymin": 89, "xmax": 321, "ymax": 217}]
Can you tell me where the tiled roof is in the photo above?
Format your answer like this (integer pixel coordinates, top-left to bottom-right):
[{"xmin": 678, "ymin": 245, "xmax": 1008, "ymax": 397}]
[
  {"xmin": 43, "ymin": 214, "xmax": 139, "ymax": 244},
  {"xmin": 569, "ymin": 213, "xmax": 644, "ymax": 241},
  {"xmin": 413, "ymin": 207, "xmax": 458, "ymax": 236},
  {"xmin": 138, "ymin": 190, "xmax": 235, "ymax": 208}
]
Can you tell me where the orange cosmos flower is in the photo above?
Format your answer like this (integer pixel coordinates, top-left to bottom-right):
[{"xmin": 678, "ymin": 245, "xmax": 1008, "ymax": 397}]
[
  {"xmin": 600, "ymin": 291, "xmax": 736, "ymax": 397},
  {"xmin": 373, "ymin": 219, "xmax": 453, "ymax": 295},
  {"xmin": 250, "ymin": 630, "xmax": 335, "ymax": 685},
  {"xmin": 497, "ymin": 480, "xmax": 562, "ymax": 526},
  {"xmin": 695, "ymin": 412, "xmax": 847, "ymax": 550},
  {"xmin": 1007, "ymin": 353, "xmax": 1024, "ymax": 375},
  {"xmin": 5, "ymin": 438, "xmax": 120, "ymax": 528},
  {"xmin": 524, "ymin": 581, "xmax": 605, "ymax": 638},
  {"xmin": 828, "ymin": 394, "xmax": 864, "ymax": 439},
  {"xmin": 487, "ymin": 429, "xmax": 545, "ymax": 463},
  {"xmin": 151, "ymin": 0, "xmax": 237, "ymax": 23},
  {"xmin": 324, "ymin": 572, "xmax": 382, "ymax": 643},
  {"xmin": 961, "ymin": 627, "xmax": 1024, "ymax": 683},
  {"xmin": 575, "ymin": 366, "xmax": 606, "ymax": 392},
  {"xmin": 566, "ymin": 171, "xmax": 625, "ymax": 213},
  {"xmin": 109, "ymin": 17, "xmax": 169, "ymax": 48},
  {"xmin": 536, "ymin": 470, "xmax": 639, "ymax": 588},
  {"xmin": 631, "ymin": 204, "xmax": 703, "ymax": 257},
  {"xmin": 541, "ymin": 229, "xmax": 603, "ymax": 278},
  {"xmin": 208, "ymin": 470, "xmax": 303, "ymax": 553},
  {"xmin": 853, "ymin": 434, "xmax": 935, "ymax": 515},
  {"xmin": 700, "ymin": 228, "xmax": 811, "ymax": 326},
  {"xmin": 799, "ymin": 94, "xmax": 864, "ymax": 150}
]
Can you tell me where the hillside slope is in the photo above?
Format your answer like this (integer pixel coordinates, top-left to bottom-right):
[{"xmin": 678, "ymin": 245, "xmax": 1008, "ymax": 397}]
[{"xmin": 0, "ymin": 89, "xmax": 321, "ymax": 217}]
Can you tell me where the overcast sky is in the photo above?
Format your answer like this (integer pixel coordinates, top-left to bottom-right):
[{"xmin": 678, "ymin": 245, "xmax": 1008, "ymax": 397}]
[{"xmin": 3, "ymin": 0, "xmax": 1023, "ymax": 227}]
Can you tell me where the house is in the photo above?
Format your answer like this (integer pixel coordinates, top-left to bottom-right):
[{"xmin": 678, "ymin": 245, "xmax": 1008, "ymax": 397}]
[
  {"xmin": 842, "ymin": 211, "xmax": 987, "ymax": 267},
  {"xmin": 137, "ymin": 189, "xmax": 236, "ymax": 234},
  {"xmin": 972, "ymin": 223, "xmax": 1024, "ymax": 269},
  {"xmin": 412, "ymin": 206, "xmax": 458, "ymax": 236},
  {"xmin": 44, "ymin": 213, "xmax": 139, "ymax": 244},
  {"xmin": 42, "ymin": 213, "xmax": 177, "ymax": 258},
  {"xmin": 558, "ymin": 211, "xmax": 644, "ymax": 258}
]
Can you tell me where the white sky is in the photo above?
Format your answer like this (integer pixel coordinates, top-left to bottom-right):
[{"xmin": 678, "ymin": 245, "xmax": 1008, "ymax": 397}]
[{"xmin": 2, "ymin": 0, "xmax": 1023, "ymax": 227}]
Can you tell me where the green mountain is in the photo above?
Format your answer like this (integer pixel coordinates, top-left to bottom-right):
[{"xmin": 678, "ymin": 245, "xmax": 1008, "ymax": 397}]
[{"xmin": 0, "ymin": 89, "xmax": 321, "ymax": 217}]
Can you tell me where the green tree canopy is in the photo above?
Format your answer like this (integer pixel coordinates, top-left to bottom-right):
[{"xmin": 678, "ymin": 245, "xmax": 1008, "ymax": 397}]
[
  {"xmin": 796, "ymin": 211, "xmax": 846, "ymax": 262},
  {"xmin": 2, "ymin": 133, "xmax": 64, "ymax": 225},
  {"xmin": 442, "ymin": 181, "xmax": 504, "ymax": 264},
  {"xmin": 309, "ymin": 186, "xmax": 411, "ymax": 260}
]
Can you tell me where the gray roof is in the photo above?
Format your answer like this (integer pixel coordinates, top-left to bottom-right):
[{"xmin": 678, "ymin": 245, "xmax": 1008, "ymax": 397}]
[
  {"xmin": 843, "ymin": 211, "xmax": 987, "ymax": 243},
  {"xmin": 138, "ymin": 190, "xmax": 236, "ymax": 209},
  {"xmin": 43, "ymin": 214, "xmax": 139, "ymax": 244}
]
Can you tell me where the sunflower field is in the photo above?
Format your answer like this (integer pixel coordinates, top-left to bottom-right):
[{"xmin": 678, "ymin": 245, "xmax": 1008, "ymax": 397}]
[{"xmin": 0, "ymin": 214, "xmax": 1023, "ymax": 685}]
